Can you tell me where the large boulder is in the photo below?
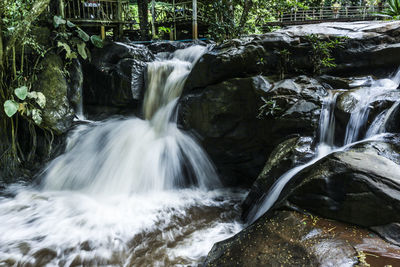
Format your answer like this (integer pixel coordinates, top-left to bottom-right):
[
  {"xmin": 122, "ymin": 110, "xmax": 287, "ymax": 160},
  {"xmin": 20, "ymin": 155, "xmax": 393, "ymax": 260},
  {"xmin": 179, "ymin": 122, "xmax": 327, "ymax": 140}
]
[
  {"xmin": 204, "ymin": 210, "xmax": 400, "ymax": 266},
  {"xmin": 83, "ymin": 42, "xmax": 155, "ymax": 116},
  {"xmin": 35, "ymin": 54, "xmax": 74, "ymax": 134},
  {"xmin": 179, "ymin": 75, "xmax": 326, "ymax": 186},
  {"xmin": 285, "ymin": 137, "xmax": 400, "ymax": 228},
  {"xmin": 184, "ymin": 21, "xmax": 400, "ymax": 92},
  {"xmin": 242, "ymin": 135, "xmax": 400, "ymax": 245}
]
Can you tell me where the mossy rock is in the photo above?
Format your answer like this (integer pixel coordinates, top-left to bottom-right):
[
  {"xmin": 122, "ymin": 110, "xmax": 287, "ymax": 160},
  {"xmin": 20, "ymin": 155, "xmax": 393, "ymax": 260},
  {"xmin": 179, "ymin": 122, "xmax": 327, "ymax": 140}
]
[{"xmin": 35, "ymin": 54, "xmax": 74, "ymax": 134}]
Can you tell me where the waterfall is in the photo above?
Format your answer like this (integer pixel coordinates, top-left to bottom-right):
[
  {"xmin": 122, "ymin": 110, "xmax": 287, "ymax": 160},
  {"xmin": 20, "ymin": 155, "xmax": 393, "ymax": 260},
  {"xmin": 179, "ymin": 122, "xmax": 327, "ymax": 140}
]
[
  {"xmin": 247, "ymin": 92, "xmax": 339, "ymax": 223},
  {"xmin": 74, "ymin": 60, "xmax": 85, "ymax": 121},
  {"xmin": 42, "ymin": 45, "xmax": 218, "ymax": 194},
  {"xmin": 247, "ymin": 68, "xmax": 400, "ymax": 224},
  {"xmin": 0, "ymin": 45, "xmax": 243, "ymax": 266},
  {"xmin": 317, "ymin": 91, "xmax": 338, "ymax": 156},
  {"xmin": 344, "ymin": 69, "xmax": 400, "ymax": 144}
]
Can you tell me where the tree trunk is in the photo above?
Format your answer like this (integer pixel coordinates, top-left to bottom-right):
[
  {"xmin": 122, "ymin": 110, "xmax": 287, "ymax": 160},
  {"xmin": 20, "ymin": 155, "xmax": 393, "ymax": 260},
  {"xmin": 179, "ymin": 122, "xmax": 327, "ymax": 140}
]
[
  {"xmin": 237, "ymin": 0, "xmax": 253, "ymax": 36},
  {"xmin": 138, "ymin": 0, "xmax": 150, "ymax": 40},
  {"xmin": 0, "ymin": 5, "xmax": 4, "ymax": 72}
]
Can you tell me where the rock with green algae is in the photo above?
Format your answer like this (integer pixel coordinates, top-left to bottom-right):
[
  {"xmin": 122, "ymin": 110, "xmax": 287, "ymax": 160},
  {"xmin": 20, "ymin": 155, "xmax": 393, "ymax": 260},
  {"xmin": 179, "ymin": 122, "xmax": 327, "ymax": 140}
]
[
  {"xmin": 204, "ymin": 210, "xmax": 400, "ymax": 267},
  {"xmin": 35, "ymin": 54, "xmax": 74, "ymax": 134}
]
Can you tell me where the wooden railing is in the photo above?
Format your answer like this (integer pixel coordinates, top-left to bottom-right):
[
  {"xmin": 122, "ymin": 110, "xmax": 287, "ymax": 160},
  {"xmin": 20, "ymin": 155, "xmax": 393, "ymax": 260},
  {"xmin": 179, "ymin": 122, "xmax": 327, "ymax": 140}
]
[
  {"xmin": 266, "ymin": 5, "xmax": 380, "ymax": 26},
  {"xmin": 154, "ymin": 1, "xmax": 208, "ymax": 25},
  {"xmin": 63, "ymin": 0, "xmax": 129, "ymax": 24}
]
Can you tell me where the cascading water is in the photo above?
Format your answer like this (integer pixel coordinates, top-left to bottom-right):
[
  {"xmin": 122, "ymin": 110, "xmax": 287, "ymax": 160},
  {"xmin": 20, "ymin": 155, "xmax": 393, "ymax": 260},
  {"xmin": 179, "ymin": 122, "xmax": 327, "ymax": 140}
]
[
  {"xmin": 0, "ymin": 45, "xmax": 245, "ymax": 266},
  {"xmin": 247, "ymin": 68, "xmax": 400, "ymax": 224},
  {"xmin": 344, "ymin": 69, "xmax": 400, "ymax": 144}
]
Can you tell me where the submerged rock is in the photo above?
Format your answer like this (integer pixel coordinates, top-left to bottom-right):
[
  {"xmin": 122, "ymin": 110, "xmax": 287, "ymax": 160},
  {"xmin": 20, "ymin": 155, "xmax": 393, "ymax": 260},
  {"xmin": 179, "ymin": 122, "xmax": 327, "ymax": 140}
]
[
  {"xmin": 204, "ymin": 210, "xmax": 400, "ymax": 266},
  {"xmin": 179, "ymin": 75, "xmax": 326, "ymax": 186}
]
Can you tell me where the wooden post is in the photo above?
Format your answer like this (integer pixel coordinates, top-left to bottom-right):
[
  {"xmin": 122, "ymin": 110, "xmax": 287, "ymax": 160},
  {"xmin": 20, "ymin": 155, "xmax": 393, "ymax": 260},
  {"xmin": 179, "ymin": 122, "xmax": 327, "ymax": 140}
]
[
  {"xmin": 101, "ymin": 26, "xmax": 106, "ymax": 40},
  {"xmin": 192, "ymin": 0, "xmax": 198, "ymax": 40},
  {"xmin": 173, "ymin": 0, "xmax": 177, "ymax": 40},
  {"xmin": 151, "ymin": 0, "xmax": 156, "ymax": 39},
  {"xmin": 117, "ymin": 0, "xmax": 123, "ymax": 37}
]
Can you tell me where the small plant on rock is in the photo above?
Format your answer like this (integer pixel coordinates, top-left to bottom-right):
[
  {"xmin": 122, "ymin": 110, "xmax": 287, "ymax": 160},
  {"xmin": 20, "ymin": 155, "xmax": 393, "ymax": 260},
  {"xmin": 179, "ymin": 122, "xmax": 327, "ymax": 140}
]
[
  {"xmin": 257, "ymin": 97, "xmax": 281, "ymax": 119},
  {"xmin": 305, "ymin": 34, "xmax": 347, "ymax": 75}
]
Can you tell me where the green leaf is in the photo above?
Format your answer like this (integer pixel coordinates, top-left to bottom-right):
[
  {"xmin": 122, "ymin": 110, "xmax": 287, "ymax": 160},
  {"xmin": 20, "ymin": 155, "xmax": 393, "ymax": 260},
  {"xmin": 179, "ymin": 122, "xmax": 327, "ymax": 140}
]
[
  {"xmin": 77, "ymin": 42, "xmax": 87, "ymax": 60},
  {"xmin": 67, "ymin": 21, "xmax": 76, "ymax": 28},
  {"xmin": 57, "ymin": 41, "xmax": 77, "ymax": 60},
  {"xmin": 53, "ymin": 15, "xmax": 66, "ymax": 28},
  {"xmin": 76, "ymin": 28, "xmax": 90, "ymax": 42},
  {"xmin": 4, "ymin": 100, "xmax": 19, "ymax": 117},
  {"xmin": 14, "ymin": 86, "xmax": 28, "ymax": 100},
  {"xmin": 90, "ymin": 35, "xmax": 104, "ymax": 48}
]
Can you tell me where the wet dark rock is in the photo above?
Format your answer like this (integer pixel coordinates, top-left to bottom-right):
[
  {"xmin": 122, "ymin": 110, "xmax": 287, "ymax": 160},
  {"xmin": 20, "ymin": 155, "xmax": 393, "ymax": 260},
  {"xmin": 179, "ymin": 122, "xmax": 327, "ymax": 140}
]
[
  {"xmin": 285, "ymin": 138, "xmax": 400, "ymax": 228},
  {"xmin": 205, "ymin": 210, "xmax": 400, "ymax": 267},
  {"xmin": 242, "ymin": 136, "xmax": 400, "ymax": 245},
  {"xmin": 372, "ymin": 223, "xmax": 400, "ymax": 247},
  {"xmin": 146, "ymin": 41, "xmax": 192, "ymax": 54},
  {"xmin": 242, "ymin": 136, "xmax": 314, "ymax": 218},
  {"xmin": 83, "ymin": 42, "xmax": 155, "ymax": 115},
  {"xmin": 184, "ymin": 21, "xmax": 400, "ymax": 93},
  {"xmin": 384, "ymin": 101, "xmax": 400, "ymax": 133},
  {"xmin": 35, "ymin": 54, "xmax": 74, "ymax": 134},
  {"xmin": 179, "ymin": 75, "xmax": 326, "ymax": 186},
  {"xmin": 317, "ymin": 75, "xmax": 352, "ymax": 89}
]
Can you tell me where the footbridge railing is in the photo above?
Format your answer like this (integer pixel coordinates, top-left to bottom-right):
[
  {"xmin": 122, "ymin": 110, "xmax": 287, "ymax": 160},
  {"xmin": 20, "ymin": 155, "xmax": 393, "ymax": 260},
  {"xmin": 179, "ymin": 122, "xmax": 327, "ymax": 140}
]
[{"xmin": 263, "ymin": 5, "xmax": 381, "ymax": 27}]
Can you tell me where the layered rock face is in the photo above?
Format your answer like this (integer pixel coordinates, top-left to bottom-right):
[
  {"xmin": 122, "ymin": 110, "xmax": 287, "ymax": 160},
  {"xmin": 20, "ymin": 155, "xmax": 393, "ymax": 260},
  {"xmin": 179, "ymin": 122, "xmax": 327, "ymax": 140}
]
[
  {"xmin": 179, "ymin": 21, "xmax": 400, "ymax": 265},
  {"xmin": 179, "ymin": 21, "xmax": 400, "ymax": 187}
]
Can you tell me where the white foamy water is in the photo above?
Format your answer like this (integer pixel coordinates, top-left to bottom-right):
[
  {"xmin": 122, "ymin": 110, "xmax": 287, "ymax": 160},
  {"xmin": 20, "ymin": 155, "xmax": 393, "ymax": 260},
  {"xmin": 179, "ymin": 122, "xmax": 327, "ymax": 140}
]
[
  {"xmin": 0, "ymin": 45, "xmax": 245, "ymax": 266},
  {"xmin": 0, "ymin": 185, "xmax": 245, "ymax": 266}
]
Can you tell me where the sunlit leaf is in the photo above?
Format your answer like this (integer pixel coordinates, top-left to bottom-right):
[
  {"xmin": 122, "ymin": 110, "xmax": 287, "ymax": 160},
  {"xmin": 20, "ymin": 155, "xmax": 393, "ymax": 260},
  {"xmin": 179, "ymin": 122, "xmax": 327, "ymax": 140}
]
[
  {"xmin": 67, "ymin": 21, "xmax": 76, "ymax": 28},
  {"xmin": 4, "ymin": 100, "xmax": 19, "ymax": 117},
  {"xmin": 53, "ymin": 15, "xmax": 66, "ymax": 28},
  {"xmin": 77, "ymin": 42, "xmax": 87, "ymax": 60},
  {"xmin": 14, "ymin": 86, "xmax": 28, "ymax": 100},
  {"xmin": 90, "ymin": 35, "xmax": 104, "ymax": 48},
  {"xmin": 76, "ymin": 28, "xmax": 90, "ymax": 42}
]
